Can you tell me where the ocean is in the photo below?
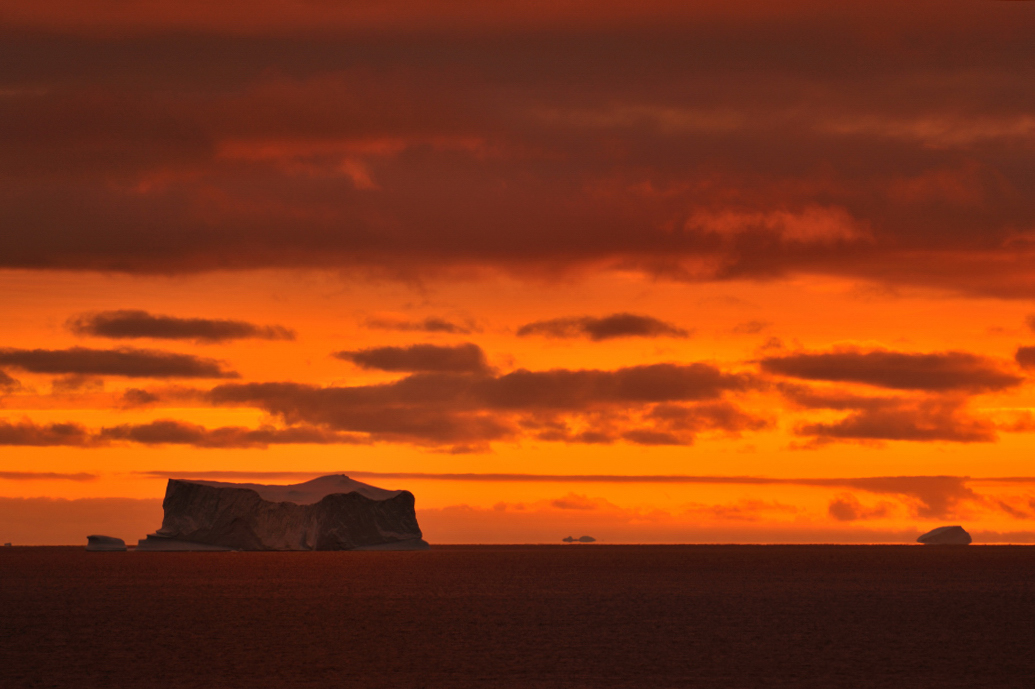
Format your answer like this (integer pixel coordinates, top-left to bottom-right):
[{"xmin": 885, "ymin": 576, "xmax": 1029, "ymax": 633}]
[{"xmin": 2, "ymin": 545, "xmax": 1033, "ymax": 688}]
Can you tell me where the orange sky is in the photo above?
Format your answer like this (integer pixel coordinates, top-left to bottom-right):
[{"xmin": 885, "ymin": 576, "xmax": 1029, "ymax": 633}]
[{"xmin": 3, "ymin": 1, "xmax": 1035, "ymax": 544}]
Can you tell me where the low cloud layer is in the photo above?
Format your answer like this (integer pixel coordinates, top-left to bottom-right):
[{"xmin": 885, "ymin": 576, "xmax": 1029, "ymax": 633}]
[
  {"xmin": 208, "ymin": 362, "xmax": 756, "ymax": 449},
  {"xmin": 0, "ymin": 419, "xmax": 91, "ymax": 446},
  {"xmin": 363, "ymin": 317, "xmax": 473, "ymax": 334},
  {"xmin": 0, "ymin": 347, "xmax": 237, "ymax": 379},
  {"xmin": 517, "ymin": 313, "xmax": 689, "ymax": 341},
  {"xmin": 334, "ymin": 343, "xmax": 491, "ymax": 373},
  {"xmin": 97, "ymin": 419, "xmax": 364, "ymax": 448},
  {"xmin": 0, "ymin": 418, "xmax": 363, "ymax": 449},
  {"xmin": 0, "ymin": 470, "xmax": 97, "ymax": 481},
  {"xmin": 68, "ymin": 310, "xmax": 295, "ymax": 343},
  {"xmin": 762, "ymin": 349, "xmax": 1022, "ymax": 392},
  {"xmin": 778, "ymin": 382, "xmax": 998, "ymax": 445}
]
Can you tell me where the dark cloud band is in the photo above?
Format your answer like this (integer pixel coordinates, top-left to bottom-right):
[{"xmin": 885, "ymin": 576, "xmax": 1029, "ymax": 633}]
[
  {"xmin": 68, "ymin": 310, "xmax": 295, "ymax": 342},
  {"xmin": 0, "ymin": 5, "xmax": 1032, "ymax": 297},
  {"xmin": 761, "ymin": 349, "xmax": 1022, "ymax": 392},
  {"xmin": 0, "ymin": 347, "xmax": 238, "ymax": 379},
  {"xmin": 517, "ymin": 313, "xmax": 689, "ymax": 341},
  {"xmin": 334, "ymin": 343, "xmax": 490, "ymax": 373}
]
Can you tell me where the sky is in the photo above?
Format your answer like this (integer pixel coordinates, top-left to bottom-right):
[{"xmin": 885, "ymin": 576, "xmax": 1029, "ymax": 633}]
[{"xmin": 3, "ymin": 0, "xmax": 1035, "ymax": 545}]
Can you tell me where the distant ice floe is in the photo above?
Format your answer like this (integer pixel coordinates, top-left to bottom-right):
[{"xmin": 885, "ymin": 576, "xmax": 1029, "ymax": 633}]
[
  {"xmin": 917, "ymin": 525, "xmax": 972, "ymax": 545},
  {"xmin": 563, "ymin": 536, "xmax": 597, "ymax": 543},
  {"xmin": 85, "ymin": 535, "xmax": 126, "ymax": 551}
]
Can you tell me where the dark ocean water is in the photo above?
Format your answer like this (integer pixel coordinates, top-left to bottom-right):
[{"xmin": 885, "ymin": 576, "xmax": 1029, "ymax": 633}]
[{"xmin": 2, "ymin": 545, "xmax": 1033, "ymax": 688}]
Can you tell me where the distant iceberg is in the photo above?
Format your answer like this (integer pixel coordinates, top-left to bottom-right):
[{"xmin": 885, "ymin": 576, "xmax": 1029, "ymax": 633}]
[
  {"xmin": 86, "ymin": 535, "xmax": 126, "ymax": 551},
  {"xmin": 136, "ymin": 475, "xmax": 429, "ymax": 551},
  {"xmin": 562, "ymin": 535, "xmax": 597, "ymax": 543},
  {"xmin": 917, "ymin": 525, "xmax": 971, "ymax": 545}
]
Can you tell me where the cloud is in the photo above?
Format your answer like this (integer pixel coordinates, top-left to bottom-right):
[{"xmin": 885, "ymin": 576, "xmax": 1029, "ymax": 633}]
[
  {"xmin": 68, "ymin": 309, "xmax": 295, "ymax": 342},
  {"xmin": 364, "ymin": 317, "xmax": 473, "ymax": 334},
  {"xmin": 827, "ymin": 493, "xmax": 893, "ymax": 521},
  {"xmin": 516, "ymin": 313, "xmax": 689, "ymax": 340},
  {"xmin": 0, "ymin": 471, "xmax": 97, "ymax": 481},
  {"xmin": 1015, "ymin": 346, "xmax": 1035, "ymax": 370},
  {"xmin": 96, "ymin": 419, "xmax": 365, "ymax": 448},
  {"xmin": 761, "ymin": 348, "xmax": 1022, "ymax": 392},
  {"xmin": 207, "ymin": 362, "xmax": 754, "ymax": 448},
  {"xmin": 0, "ymin": 347, "xmax": 237, "ymax": 379},
  {"xmin": 795, "ymin": 398, "xmax": 997, "ymax": 445},
  {"xmin": 0, "ymin": 418, "xmax": 363, "ymax": 449},
  {"xmin": 1, "ymin": 4, "xmax": 1032, "ymax": 299},
  {"xmin": 0, "ymin": 370, "xmax": 20, "ymax": 391},
  {"xmin": 550, "ymin": 493, "xmax": 603, "ymax": 510},
  {"xmin": 120, "ymin": 388, "xmax": 160, "ymax": 407},
  {"xmin": 334, "ymin": 343, "xmax": 491, "ymax": 373},
  {"xmin": 0, "ymin": 419, "xmax": 92, "ymax": 446}
]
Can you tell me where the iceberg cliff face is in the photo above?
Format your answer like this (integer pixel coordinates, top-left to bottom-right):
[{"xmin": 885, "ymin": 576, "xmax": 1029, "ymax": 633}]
[{"xmin": 137, "ymin": 475, "xmax": 429, "ymax": 551}]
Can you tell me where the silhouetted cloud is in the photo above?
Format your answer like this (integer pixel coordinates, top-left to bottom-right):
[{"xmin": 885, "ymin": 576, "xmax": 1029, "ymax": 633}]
[
  {"xmin": 334, "ymin": 343, "xmax": 490, "ymax": 373},
  {"xmin": 97, "ymin": 419, "xmax": 364, "ymax": 448},
  {"xmin": 68, "ymin": 309, "xmax": 295, "ymax": 342},
  {"xmin": 0, "ymin": 419, "xmax": 92, "ymax": 446},
  {"xmin": 0, "ymin": 370, "xmax": 19, "ymax": 391},
  {"xmin": 207, "ymin": 362, "xmax": 755, "ymax": 448},
  {"xmin": 0, "ymin": 347, "xmax": 237, "ymax": 378},
  {"xmin": 0, "ymin": 471, "xmax": 97, "ymax": 481},
  {"xmin": 364, "ymin": 317, "xmax": 473, "ymax": 334},
  {"xmin": 796, "ymin": 398, "xmax": 996, "ymax": 445},
  {"xmin": 120, "ymin": 388, "xmax": 160, "ymax": 407},
  {"xmin": 0, "ymin": 4, "xmax": 1033, "ymax": 298},
  {"xmin": 0, "ymin": 418, "xmax": 362, "ymax": 449},
  {"xmin": 517, "ymin": 313, "xmax": 689, "ymax": 341},
  {"xmin": 761, "ymin": 348, "xmax": 1022, "ymax": 392},
  {"xmin": 1015, "ymin": 346, "xmax": 1035, "ymax": 369},
  {"xmin": 827, "ymin": 493, "xmax": 893, "ymax": 521}
]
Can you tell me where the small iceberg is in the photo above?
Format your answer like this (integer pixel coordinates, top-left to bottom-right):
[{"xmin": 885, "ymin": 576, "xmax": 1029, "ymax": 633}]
[
  {"xmin": 562, "ymin": 535, "xmax": 597, "ymax": 543},
  {"xmin": 917, "ymin": 525, "xmax": 972, "ymax": 545},
  {"xmin": 86, "ymin": 535, "xmax": 127, "ymax": 552}
]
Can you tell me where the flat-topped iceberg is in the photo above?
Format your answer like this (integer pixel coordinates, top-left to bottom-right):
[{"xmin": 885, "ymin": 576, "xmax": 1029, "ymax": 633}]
[
  {"xmin": 917, "ymin": 525, "xmax": 972, "ymax": 545},
  {"xmin": 137, "ymin": 475, "xmax": 429, "ymax": 551},
  {"xmin": 86, "ymin": 535, "xmax": 127, "ymax": 551}
]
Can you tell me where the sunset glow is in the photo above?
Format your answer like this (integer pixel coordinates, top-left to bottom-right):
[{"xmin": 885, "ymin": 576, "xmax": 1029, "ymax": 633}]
[{"xmin": 4, "ymin": 0, "xmax": 1035, "ymax": 544}]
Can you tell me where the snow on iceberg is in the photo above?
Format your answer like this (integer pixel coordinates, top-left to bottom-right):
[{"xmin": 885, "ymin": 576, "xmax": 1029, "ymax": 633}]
[
  {"xmin": 917, "ymin": 525, "xmax": 972, "ymax": 545},
  {"xmin": 136, "ymin": 475, "xmax": 429, "ymax": 551}
]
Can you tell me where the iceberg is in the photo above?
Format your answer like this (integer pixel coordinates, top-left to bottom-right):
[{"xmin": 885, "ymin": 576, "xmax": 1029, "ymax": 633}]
[
  {"xmin": 86, "ymin": 535, "xmax": 127, "ymax": 551},
  {"xmin": 136, "ymin": 475, "xmax": 429, "ymax": 551},
  {"xmin": 917, "ymin": 525, "xmax": 972, "ymax": 545}
]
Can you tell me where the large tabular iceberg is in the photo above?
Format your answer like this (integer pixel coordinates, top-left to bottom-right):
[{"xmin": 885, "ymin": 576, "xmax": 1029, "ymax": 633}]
[{"xmin": 137, "ymin": 475, "xmax": 429, "ymax": 551}]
